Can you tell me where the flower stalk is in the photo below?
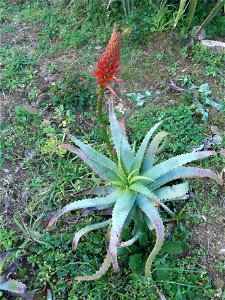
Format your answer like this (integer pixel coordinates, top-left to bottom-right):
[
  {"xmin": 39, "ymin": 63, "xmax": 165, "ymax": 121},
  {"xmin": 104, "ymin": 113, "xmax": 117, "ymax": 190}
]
[
  {"xmin": 91, "ymin": 26, "xmax": 122, "ymax": 163},
  {"xmin": 97, "ymin": 88, "xmax": 117, "ymax": 163}
]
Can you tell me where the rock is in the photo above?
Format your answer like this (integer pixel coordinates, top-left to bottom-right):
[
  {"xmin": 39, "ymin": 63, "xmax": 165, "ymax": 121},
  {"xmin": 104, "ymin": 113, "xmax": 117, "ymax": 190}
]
[
  {"xmin": 214, "ymin": 279, "xmax": 224, "ymax": 289},
  {"xmin": 219, "ymin": 248, "xmax": 225, "ymax": 255},
  {"xmin": 200, "ymin": 40, "xmax": 225, "ymax": 53},
  {"xmin": 211, "ymin": 126, "xmax": 219, "ymax": 135},
  {"xmin": 213, "ymin": 134, "xmax": 222, "ymax": 145},
  {"xmin": 191, "ymin": 26, "xmax": 206, "ymax": 40}
]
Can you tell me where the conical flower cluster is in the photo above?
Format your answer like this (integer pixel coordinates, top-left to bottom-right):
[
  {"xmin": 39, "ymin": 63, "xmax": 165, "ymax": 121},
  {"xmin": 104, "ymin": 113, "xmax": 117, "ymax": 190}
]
[{"xmin": 90, "ymin": 29, "xmax": 122, "ymax": 95}]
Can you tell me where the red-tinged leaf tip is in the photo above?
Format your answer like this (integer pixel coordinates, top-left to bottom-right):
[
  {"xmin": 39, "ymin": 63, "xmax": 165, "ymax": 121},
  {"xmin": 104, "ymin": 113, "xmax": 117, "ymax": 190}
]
[
  {"xmin": 106, "ymin": 85, "xmax": 116, "ymax": 95},
  {"xmin": 108, "ymin": 77, "xmax": 122, "ymax": 82},
  {"xmin": 47, "ymin": 217, "xmax": 56, "ymax": 228}
]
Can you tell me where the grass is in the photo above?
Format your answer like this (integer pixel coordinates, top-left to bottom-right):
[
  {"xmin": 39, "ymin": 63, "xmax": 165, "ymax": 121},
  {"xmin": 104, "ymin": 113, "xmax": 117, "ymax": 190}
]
[{"xmin": 0, "ymin": 0, "xmax": 225, "ymax": 299}]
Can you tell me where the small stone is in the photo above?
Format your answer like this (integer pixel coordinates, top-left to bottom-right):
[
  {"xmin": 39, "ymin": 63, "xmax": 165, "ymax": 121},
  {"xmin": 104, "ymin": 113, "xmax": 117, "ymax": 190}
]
[
  {"xmin": 115, "ymin": 102, "xmax": 126, "ymax": 115},
  {"xmin": 200, "ymin": 40, "xmax": 225, "ymax": 53},
  {"xmin": 211, "ymin": 126, "xmax": 219, "ymax": 135},
  {"xmin": 191, "ymin": 26, "xmax": 206, "ymax": 40},
  {"xmin": 213, "ymin": 134, "xmax": 222, "ymax": 145},
  {"xmin": 43, "ymin": 119, "xmax": 51, "ymax": 126},
  {"xmin": 219, "ymin": 248, "xmax": 225, "ymax": 255},
  {"xmin": 214, "ymin": 279, "xmax": 224, "ymax": 289},
  {"xmin": 23, "ymin": 150, "xmax": 35, "ymax": 159}
]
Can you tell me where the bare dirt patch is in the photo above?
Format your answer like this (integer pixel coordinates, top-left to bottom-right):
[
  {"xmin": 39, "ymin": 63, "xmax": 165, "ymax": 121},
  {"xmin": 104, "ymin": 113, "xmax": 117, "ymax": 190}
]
[{"xmin": 193, "ymin": 205, "xmax": 225, "ymax": 289}]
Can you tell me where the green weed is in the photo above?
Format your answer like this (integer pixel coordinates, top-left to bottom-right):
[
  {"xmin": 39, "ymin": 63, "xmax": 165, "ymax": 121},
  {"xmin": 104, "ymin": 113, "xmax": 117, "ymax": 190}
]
[
  {"xmin": 127, "ymin": 104, "xmax": 208, "ymax": 155},
  {"xmin": 50, "ymin": 72, "xmax": 96, "ymax": 111},
  {"xmin": 0, "ymin": 49, "xmax": 36, "ymax": 91}
]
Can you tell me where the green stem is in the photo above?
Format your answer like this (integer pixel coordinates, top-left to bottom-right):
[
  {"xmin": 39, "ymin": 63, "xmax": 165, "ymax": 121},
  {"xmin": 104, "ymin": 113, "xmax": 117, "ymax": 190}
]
[{"xmin": 97, "ymin": 88, "xmax": 117, "ymax": 163}]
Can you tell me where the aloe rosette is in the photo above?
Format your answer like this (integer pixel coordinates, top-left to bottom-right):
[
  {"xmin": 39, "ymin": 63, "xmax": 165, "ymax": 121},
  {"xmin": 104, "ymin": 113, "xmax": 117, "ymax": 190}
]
[
  {"xmin": 48, "ymin": 99, "xmax": 223, "ymax": 281},
  {"xmin": 0, "ymin": 249, "xmax": 52, "ymax": 298}
]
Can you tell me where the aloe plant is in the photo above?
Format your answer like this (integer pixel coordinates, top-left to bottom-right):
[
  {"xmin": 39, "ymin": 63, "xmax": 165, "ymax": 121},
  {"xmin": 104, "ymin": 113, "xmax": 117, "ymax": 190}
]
[
  {"xmin": 0, "ymin": 249, "xmax": 53, "ymax": 299},
  {"xmin": 48, "ymin": 98, "xmax": 222, "ymax": 281}
]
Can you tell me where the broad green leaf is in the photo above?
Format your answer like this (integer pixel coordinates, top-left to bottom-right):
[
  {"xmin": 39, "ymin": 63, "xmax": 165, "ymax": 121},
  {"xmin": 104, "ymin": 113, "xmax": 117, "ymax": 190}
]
[
  {"xmin": 161, "ymin": 241, "xmax": 188, "ymax": 254},
  {"xmin": 205, "ymin": 98, "xmax": 223, "ymax": 111},
  {"xmin": 137, "ymin": 194, "xmax": 164, "ymax": 277},
  {"xmin": 109, "ymin": 190, "xmax": 137, "ymax": 272},
  {"xmin": 127, "ymin": 90, "xmax": 153, "ymax": 106},
  {"xmin": 129, "ymin": 253, "xmax": 144, "ymax": 274},
  {"xmin": 156, "ymin": 267, "xmax": 171, "ymax": 281},
  {"xmin": 144, "ymin": 151, "xmax": 217, "ymax": 180},
  {"xmin": 123, "ymin": 204, "xmax": 137, "ymax": 229},
  {"xmin": 195, "ymin": 101, "xmax": 208, "ymax": 121},
  {"xmin": 198, "ymin": 83, "xmax": 211, "ymax": 96},
  {"xmin": 139, "ymin": 232, "xmax": 148, "ymax": 246},
  {"xmin": 133, "ymin": 207, "xmax": 146, "ymax": 232}
]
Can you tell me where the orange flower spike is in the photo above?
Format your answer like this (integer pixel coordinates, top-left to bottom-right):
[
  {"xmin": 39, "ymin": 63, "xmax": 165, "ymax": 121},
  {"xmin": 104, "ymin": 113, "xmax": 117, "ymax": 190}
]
[{"xmin": 90, "ymin": 28, "xmax": 122, "ymax": 95}]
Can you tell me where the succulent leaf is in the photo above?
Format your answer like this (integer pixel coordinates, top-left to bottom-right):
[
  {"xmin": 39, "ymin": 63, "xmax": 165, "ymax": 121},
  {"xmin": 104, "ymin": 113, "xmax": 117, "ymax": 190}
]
[
  {"xmin": 129, "ymin": 175, "xmax": 154, "ymax": 186},
  {"xmin": 0, "ymin": 280, "xmax": 26, "ymax": 294},
  {"xmin": 75, "ymin": 250, "xmax": 112, "ymax": 281},
  {"xmin": 153, "ymin": 182, "xmax": 189, "ymax": 201},
  {"xmin": 136, "ymin": 194, "xmax": 164, "ymax": 277},
  {"xmin": 119, "ymin": 226, "xmax": 142, "ymax": 248},
  {"xmin": 48, "ymin": 194, "xmax": 117, "ymax": 228},
  {"xmin": 142, "ymin": 131, "xmax": 170, "ymax": 172},
  {"xmin": 0, "ymin": 249, "xmax": 18, "ymax": 275},
  {"xmin": 75, "ymin": 186, "xmax": 115, "ymax": 196},
  {"xmin": 143, "ymin": 213, "xmax": 153, "ymax": 231},
  {"xmin": 109, "ymin": 99, "xmax": 134, "ymax": 173},
  {"xmin": 81, "ymin": 206, "xmax": 112, "ymax": 217},
  {"xmin": 148, "ymin": 166, "xmax": 223, "ymax": 191},
  {"xmin": 144, "ymin": 151, "xmax": 218, "ymax": 180},
  {"xmin": 68, "ymin": 134, "xmax": 120, "ymax": 180},
  {"xmin": 0, "ymin": 250, "xmax": 51, "ymax": 299},
  {"xmin": 129, "ymin": 182, "xmax": 159, "ymax": 205},
  {"xmin": 72, "ymin": 219, "xmax": 112, "ymax": 251},
  {"xmin": 132, "ymin": 120, "xmax": 164, "ymax": 172},
  {"xmin": 59, "ymin": 144, "xmax": 116, "ymax": 181},
  {"xmin": 109, "ymin": 190, "xmax": 137, "ymax": 272},
  {"xmin": 122, "ymin": 204, "xmax": 137, "ymax": 230}
]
